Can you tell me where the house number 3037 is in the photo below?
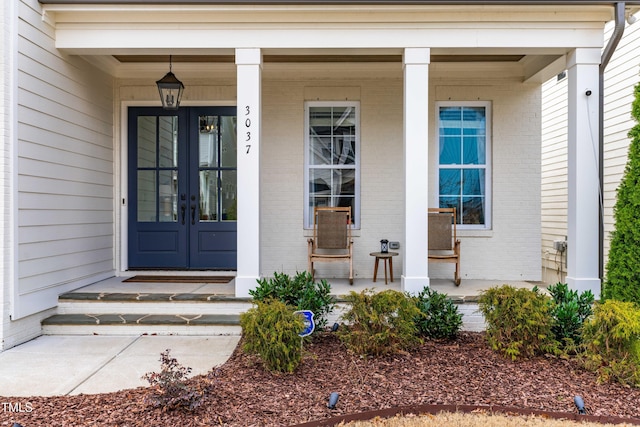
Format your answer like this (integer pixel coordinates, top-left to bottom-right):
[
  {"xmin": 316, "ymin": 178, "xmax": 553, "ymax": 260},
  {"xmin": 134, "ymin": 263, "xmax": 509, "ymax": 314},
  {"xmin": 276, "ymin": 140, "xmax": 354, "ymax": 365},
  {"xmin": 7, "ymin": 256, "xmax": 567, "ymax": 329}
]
[{"xmin": 245, "ymin": 105, "xmax": 252, "ymax": 154}]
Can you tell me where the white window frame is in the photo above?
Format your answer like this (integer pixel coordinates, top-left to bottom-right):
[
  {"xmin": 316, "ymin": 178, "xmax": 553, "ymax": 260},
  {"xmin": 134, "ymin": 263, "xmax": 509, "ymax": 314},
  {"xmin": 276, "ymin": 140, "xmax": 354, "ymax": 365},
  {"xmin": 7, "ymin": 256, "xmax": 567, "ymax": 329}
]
[
  {"xmin": 436, "ymin": 101, "xmax": 492, "ymax": 230},
  {"xmin": 304, "ymin": 101, "xmax": 361, "ymax": 229}
]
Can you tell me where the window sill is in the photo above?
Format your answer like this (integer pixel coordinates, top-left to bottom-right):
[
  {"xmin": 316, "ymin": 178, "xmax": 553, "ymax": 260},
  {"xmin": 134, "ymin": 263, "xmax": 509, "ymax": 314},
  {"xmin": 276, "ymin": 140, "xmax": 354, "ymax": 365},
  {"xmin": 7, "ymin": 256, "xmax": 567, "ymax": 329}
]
[{"xmin": 457, "ymin": 229, "xmax": 493, "ymax": 238}]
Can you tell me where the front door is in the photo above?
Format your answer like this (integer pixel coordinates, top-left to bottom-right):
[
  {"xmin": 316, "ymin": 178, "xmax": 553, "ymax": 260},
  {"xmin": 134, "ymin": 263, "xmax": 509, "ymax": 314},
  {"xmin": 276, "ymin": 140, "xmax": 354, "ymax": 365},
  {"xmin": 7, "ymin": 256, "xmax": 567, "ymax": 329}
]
[{"xmin": 128, "ymin": 106, "xmax": 237, "ymax": 269}]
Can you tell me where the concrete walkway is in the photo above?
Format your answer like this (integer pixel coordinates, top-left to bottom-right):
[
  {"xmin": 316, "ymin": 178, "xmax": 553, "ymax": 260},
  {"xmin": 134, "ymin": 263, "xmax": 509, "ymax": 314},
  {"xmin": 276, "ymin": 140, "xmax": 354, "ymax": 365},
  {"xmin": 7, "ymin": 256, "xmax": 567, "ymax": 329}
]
[{"xmin": 0, "ymin": 335, "xmax": 240, "ymax": 397}]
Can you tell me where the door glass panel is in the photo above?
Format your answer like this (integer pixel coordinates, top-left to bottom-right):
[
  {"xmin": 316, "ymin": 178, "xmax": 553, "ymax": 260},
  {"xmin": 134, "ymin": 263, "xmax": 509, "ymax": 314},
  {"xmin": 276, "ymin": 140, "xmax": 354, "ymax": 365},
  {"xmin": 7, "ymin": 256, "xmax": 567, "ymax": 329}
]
[
  {"xmin": 159, "ymin": 170, "xmax": 177, "ymax": 222},
  {"xmin": 158, "ymin": 116, "xmax": 178, "ymax": 168},
  {"xmin": 199, "ymin": 116, "xmax": 218, "ymax": 168},
  {"xmin": 221, "ymin": 170, "xmax": 237, "ymax": 221},
  {"xmin": 220, "ymin": 116, "xmax": 237, "ymax": 167},
  {"xmin": 137, "ymin": 117, "xmax": 156, "ymax": 168},
  {"xmin": 199, "ymin": 170, "xmax": 218, "ymax": 222},
  {"xmin": 137, "ymin": 170, "xmax": 156, "ymax": 222}
]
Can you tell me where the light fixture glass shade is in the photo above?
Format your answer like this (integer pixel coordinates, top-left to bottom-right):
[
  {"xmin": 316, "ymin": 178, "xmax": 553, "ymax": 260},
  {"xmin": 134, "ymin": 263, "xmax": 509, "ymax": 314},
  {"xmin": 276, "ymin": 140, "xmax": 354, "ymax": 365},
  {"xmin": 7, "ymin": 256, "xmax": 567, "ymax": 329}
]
[{"xmin": 156, "ymin": 70, "xmax": 184, "ymax": 110}]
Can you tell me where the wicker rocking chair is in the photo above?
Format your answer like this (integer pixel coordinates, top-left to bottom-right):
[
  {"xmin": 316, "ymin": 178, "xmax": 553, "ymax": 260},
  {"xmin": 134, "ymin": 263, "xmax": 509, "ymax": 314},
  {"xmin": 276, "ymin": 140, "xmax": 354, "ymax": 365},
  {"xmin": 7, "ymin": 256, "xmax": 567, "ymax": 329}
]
[
  {"xmin": 307, "ymin": 206, "xmax": 354, "ymax": 285},
  {"xmin": 428, "ymin": 207, "xmax": 461, "ymax": 286}
]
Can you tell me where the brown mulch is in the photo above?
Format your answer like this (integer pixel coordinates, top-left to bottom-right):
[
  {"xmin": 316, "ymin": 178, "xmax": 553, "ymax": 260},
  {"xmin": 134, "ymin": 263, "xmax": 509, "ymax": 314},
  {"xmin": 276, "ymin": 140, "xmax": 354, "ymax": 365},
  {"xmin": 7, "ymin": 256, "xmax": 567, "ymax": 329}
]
[{"xmin": 2, "ymin": 331, "xmax": 640, "ymax": 427}]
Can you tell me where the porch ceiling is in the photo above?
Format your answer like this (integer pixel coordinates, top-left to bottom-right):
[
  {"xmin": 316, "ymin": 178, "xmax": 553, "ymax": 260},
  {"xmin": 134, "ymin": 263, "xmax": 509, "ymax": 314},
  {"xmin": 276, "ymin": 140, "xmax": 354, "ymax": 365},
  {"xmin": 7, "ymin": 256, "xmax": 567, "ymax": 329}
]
[
  {"xmin": 99, "ymin": 50, "xmax": 564, "ymax": 83},
  {"xmin": 42, "ymin": 2, "xmax": 610, "ymax": 83},
  {"xmin": 113, "ymin": 54, "xmax": 528, "ymax": 63}
]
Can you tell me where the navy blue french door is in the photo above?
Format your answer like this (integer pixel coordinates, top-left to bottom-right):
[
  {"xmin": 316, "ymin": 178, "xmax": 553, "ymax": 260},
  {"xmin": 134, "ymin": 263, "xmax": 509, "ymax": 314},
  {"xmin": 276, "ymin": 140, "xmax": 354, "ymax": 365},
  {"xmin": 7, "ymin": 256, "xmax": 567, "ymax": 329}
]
[{"xmin": 128, "ymin": 106, "xmax": 237, "ymax": 269}]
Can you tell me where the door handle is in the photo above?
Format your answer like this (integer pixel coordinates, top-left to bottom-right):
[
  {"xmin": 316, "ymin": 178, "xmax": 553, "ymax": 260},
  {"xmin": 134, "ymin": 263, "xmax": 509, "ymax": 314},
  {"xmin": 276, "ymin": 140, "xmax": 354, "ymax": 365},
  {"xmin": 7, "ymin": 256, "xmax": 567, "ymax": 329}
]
[
  {"xmin": 191, "ymin": 205, "xmax": 196, "ymax": 225},
  {"xmin": 181, "ymin": 204, "xmax": 186, "ymax": 225}
]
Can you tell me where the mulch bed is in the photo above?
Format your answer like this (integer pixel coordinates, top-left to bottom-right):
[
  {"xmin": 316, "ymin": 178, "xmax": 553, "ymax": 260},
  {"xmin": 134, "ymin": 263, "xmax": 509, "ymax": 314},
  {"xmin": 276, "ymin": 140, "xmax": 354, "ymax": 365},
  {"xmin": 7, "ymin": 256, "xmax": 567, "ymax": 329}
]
[{"xmin": 2, "ymin": 331, "xmax": 640, "ymax": 426}]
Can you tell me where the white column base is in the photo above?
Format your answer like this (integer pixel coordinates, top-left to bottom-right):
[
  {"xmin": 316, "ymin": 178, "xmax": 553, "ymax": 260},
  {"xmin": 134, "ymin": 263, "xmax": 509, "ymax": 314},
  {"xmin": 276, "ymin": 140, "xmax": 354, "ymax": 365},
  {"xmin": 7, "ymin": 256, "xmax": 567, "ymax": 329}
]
[
  {"xmin": 402, "ymin": 275, "xmax": 430, "ymax": 296},
  {"xmin": 235, "ymin": 276, "xmax": 260, "ymax": 298},
  {"xmin": 566, "ymin": 276, "xmax": 601, "ymax": 300}
]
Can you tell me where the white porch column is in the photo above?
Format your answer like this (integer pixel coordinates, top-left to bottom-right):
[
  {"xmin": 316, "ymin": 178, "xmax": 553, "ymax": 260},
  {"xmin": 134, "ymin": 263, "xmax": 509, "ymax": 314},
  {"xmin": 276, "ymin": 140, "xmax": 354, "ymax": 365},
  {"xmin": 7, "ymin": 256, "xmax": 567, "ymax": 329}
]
[
  {"xmin": 402, "ymin": 48, "xmax": 430, "ymax": 295},
  {"xmin": 566, "ymin": 48, "xmax": 601, "ymax": 299},
  {"xmin": 235, "ymin": 48, "xmax": 262, "ymax": 297}
]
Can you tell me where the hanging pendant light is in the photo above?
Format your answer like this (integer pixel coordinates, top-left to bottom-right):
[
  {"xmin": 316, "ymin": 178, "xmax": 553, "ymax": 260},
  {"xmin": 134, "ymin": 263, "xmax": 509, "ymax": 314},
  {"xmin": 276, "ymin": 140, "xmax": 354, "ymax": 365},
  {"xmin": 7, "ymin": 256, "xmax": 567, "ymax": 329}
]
[{"xmin": 156, "ymin": 55, "xmax": 184, "ymax": 110}]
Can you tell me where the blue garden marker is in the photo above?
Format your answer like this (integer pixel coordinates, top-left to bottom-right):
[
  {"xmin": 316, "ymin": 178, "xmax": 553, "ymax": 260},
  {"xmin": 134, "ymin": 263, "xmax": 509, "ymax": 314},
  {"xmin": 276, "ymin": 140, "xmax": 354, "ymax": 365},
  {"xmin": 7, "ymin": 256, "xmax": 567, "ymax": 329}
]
[{"xmin": 294, "ymin": 310, "xmax": 315, "ymax": 337}]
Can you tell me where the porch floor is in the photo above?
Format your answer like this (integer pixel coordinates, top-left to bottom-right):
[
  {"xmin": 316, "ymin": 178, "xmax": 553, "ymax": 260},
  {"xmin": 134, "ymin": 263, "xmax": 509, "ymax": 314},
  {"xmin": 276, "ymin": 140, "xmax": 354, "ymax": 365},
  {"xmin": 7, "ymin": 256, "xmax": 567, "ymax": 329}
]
[{"xmin": 71, "ymin": 275, "xmax": 547, "ymax": 301}]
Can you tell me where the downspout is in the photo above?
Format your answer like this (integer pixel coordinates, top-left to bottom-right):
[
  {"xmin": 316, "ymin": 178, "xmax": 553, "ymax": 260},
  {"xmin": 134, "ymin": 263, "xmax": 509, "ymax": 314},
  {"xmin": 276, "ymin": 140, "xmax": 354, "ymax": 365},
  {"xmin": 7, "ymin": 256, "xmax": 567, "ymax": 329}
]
[{"xmin": 599, "ymin": 2, "xmax": 626, "ymax": 289}]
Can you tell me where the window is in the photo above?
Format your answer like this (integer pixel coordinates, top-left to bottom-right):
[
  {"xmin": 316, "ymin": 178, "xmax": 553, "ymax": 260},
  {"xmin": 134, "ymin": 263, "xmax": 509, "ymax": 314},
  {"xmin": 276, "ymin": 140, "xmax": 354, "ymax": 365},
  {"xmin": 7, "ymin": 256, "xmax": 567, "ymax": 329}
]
[
  {"xmin": 304, "ymin": 102, "xmax": 360, "ymax": 228},
  {"xmin": 437, "ymin": 102, "xmax": 491, "ymax": 229}
]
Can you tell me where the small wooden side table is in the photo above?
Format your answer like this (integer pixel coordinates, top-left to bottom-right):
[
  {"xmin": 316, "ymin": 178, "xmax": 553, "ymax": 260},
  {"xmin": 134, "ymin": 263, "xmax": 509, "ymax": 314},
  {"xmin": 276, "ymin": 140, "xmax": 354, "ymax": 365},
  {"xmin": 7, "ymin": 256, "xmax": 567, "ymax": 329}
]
[{"xmin": 370, "ymin": 251, "xmax": 399, "ymax": 285}]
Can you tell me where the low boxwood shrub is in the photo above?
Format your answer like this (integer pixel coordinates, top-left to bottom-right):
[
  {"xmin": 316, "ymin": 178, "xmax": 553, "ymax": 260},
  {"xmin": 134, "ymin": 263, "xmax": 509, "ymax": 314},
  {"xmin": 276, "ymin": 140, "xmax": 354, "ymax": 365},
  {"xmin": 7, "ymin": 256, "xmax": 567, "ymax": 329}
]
[
  {"xmin": 580, "ymin": 299, "xmax": 640, "ymax": 387},
  {"xmin": 478, "ymin": 285, "xmax": 559, "ymax": 360},
  {"xmin": 240, "ymin": 299, "xmax": 305, "ymax": 373},
  {"xmin": 338, "ymin": 289, "xmax": 422, "ymax": 357},
  {"xmin": 547, "ymin": 282, "xmax": 594, "ymax": 348},
  {"xmin": 413, "ymin": 287, "xmax": 463, "ymax": 340},
  {"xmin": 250, "ymin": 271, "xmax": 335, "ymax": 330}
]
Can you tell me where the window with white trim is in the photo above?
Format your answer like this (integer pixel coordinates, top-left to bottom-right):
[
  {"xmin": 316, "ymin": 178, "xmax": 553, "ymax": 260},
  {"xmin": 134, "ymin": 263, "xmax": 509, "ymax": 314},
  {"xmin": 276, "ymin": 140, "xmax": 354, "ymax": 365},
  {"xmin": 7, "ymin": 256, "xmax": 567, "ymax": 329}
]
[
  {"xmin": 436, "ymin": 102, "xmax": 491, "ymax": 229},
  {"xmin": 304, "ymin": 102, "xmax": 360, "ymax": 228}
]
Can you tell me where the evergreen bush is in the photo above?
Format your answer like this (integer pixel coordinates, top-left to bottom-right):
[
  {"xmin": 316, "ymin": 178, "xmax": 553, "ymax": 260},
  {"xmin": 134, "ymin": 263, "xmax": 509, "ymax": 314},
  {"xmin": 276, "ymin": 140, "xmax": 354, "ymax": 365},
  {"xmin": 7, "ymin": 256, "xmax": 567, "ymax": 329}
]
[
  {"xmin": 547, "ymin": 282, "xmax": 594, "ymax": 348},
  {"xmin": 413, "ymin": 287, "xmax": 463, "ymax": 340},
  {"xmin": 250, "ymin": 271, "xmax": 335, "ymax": 330},
  {"xmin": 478, "ymin": 285, "xmax": 559, "ymax": 360},
  {"xmin": 581, "ymin": 299, "xmax": 640, "ymax": 387},
  {"xmin": 240, "ymin": 299, "xmax": 305, "ymax": 373},
  {"xmin": 338, "ymin": 289, "xmax": 422, "ymax": 357},
  {"xmin": 603, "ymin": 83, "xmax": 640, "ymax": 303}
]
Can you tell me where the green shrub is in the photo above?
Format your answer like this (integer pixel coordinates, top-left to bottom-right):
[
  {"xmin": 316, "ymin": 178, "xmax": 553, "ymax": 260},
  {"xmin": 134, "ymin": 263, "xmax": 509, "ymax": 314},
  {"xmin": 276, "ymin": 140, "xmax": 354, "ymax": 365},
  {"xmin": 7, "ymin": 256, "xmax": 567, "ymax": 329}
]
[
  {"xmin": 547, "ymin": 282, "xmax": 594, "ymax": 348},
  {"xmin": 338, "ymin": 289, "xmax": 422, "ymax": 357},
  {"xmin": 478, "ymin": 285, "xmax": 559, "ymax": 360},
  {"xmin": 143, "ymin": 349, "xmax": 204, "ymax": 411},
  {"xmin": 240, "ymin": 299, "xmax": 305, "ymax": 373},
  {"xmin": 581, "ymin": 299, "xmax": 640, "ymax": 387},
  {"xmin": 413, "ymin": 287, "xmax": 463, "ymax": 340},
  {"xmin": 603, "ymin": 83, "xmax": 640, "ymax": 304},
  {"xmin": 250, "ymin": 271, "xmax": 335, "ymax": 330}
]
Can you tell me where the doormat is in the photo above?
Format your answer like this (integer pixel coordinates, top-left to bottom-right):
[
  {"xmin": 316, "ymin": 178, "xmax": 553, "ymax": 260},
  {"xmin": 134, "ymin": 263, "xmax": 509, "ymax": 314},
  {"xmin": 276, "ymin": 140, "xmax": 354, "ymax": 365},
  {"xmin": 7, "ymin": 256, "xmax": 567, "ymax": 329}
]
[{"xmin": 123, "ymin": 275, "xmax": 234, "ymax": 284}]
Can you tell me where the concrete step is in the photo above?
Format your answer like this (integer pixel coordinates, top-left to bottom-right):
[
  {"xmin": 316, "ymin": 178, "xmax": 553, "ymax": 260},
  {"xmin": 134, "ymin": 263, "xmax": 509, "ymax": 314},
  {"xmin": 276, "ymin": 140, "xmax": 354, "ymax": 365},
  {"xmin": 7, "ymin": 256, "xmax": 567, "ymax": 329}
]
[
  {"xmin": 56, "ymin": 292, "xmax": 253, "ymax": 315},
  {"xmin": 42, "ymin": 291, "xmax": 250, "ymax": 336},
  {"xmin": 42, "ymin": 313, "xmax": 242, "ymax": 336}
]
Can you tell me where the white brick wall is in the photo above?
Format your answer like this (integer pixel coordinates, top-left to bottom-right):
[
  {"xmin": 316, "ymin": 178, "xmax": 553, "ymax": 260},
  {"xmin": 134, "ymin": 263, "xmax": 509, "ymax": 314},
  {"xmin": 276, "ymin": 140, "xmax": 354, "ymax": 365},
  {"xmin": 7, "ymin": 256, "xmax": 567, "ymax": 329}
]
[{"xmin": 260, "ymin": 69, "xmax": 542, "ymax": 282}]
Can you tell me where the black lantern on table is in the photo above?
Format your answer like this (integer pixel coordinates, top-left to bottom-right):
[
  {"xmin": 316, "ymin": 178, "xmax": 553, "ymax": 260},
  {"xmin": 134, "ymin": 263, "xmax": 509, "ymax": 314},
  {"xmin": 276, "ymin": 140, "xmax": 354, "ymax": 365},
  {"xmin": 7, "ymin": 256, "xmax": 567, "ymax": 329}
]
[
  {"xmin": 156, "ymin": 55, "xmax": 184, "ymax": 110},
  {"xmin": 380, "ymin": 239, "xmax": 389, "ymax": 253}
]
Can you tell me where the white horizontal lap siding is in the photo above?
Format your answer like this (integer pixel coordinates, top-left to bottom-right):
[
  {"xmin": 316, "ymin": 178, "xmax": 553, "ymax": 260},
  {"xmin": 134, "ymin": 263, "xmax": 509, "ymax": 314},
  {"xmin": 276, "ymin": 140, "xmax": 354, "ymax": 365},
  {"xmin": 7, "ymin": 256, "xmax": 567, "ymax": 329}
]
[
  {"xmin": 601, "ymin": 21, "xmax": 640, "ymax": 263},
  {"xmin": 1, "ymin": 0, "xmax": 14, "ymax": 348},
  {"xmin": 14, "ymin": 0, "xmax": 114, "ymax": 319},
  {"xmin": 541, "ymin": 75, "xmax": 568, "ymax": 283},
  {"xmin": 540, "ymin": 20, "xmax": 640, "ymax": 284}
]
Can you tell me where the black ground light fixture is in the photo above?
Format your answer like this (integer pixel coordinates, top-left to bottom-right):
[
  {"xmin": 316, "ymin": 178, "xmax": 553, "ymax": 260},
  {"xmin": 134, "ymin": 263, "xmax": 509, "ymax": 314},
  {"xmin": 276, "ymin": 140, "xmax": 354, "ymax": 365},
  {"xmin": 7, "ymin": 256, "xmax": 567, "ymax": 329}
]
[
  {"xmin": 156, "ymin": 55, "xmax": 184, "ymax": 110},
  {"xmin": 328, "ymin": 392, "xmax": 339, "ymax": 409},
  {"xmin": 380, "ymin": 239, "xmax": 389, "ymax": 253},
  {"xmin": 574, "ymin": 395, "xmax": 586, "ymax": 414}
]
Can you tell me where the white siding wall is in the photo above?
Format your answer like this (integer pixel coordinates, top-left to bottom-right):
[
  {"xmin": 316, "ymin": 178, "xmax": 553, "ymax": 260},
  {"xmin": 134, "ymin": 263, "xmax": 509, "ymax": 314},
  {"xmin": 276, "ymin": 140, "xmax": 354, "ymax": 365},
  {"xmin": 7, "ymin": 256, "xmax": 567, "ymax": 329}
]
[
  {"xmin": 541, "ymin": 21, "xmax": 640, "ymax": 285},
  {"xmin": 1, "ymin": 0, "xmax": 14, "ymax": 349},
  {"xmin": 541, "ymin": 75, "xmax": 569, "ymax": 284},
  {"xmin": 7, "ymin": 0, "xmax": 115, "ymax": 343},
  {"xmin": 260, "ymin": 66, "xmax": 542, "ymax": 282}
]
